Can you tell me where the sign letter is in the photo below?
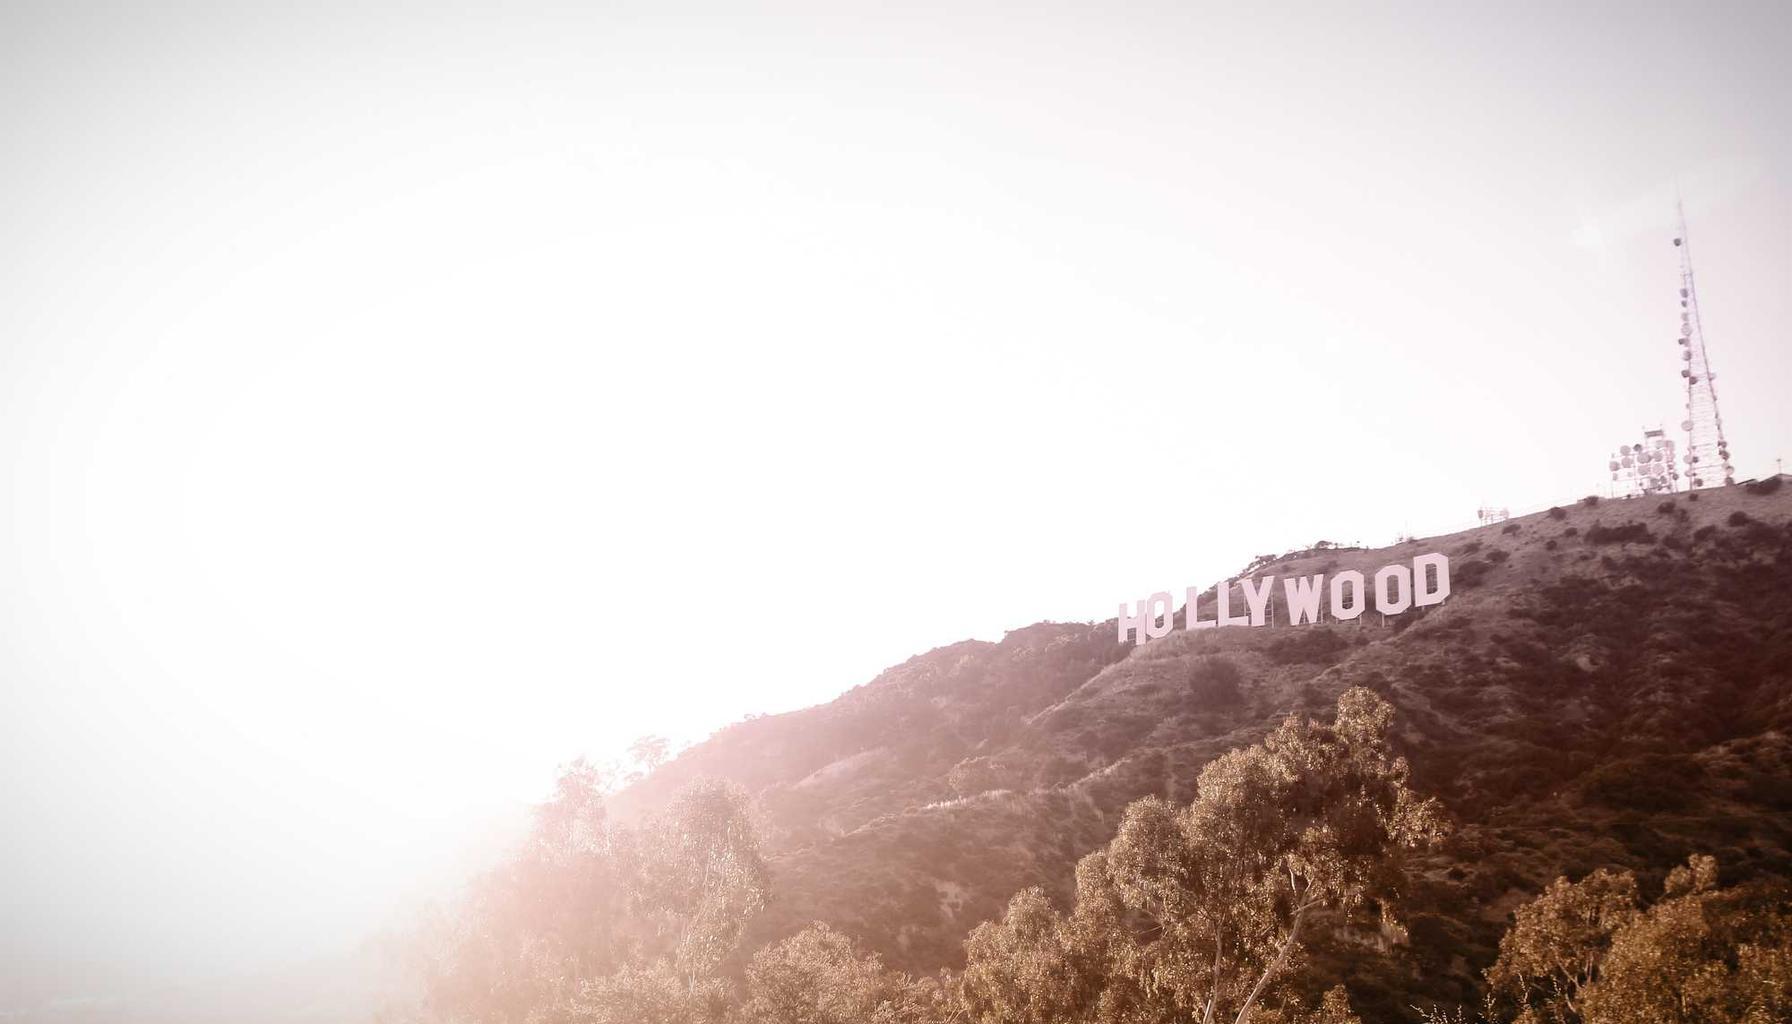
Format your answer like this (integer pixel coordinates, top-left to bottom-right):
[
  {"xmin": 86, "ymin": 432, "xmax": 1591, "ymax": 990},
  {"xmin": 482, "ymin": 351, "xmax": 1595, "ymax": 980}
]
[
  {"xmin": 1145, "ymin": 591, "xmax": 1174, "ymax": 640},
  {"xmin": 1283, "ymin": 574, "xmax": 1325, "ymax": 625},
  {"xmin": 1242, "ymin": 576, "xmax": 1276, "ymax": 626},
  {"xmin": 1330, "ymin": 570, "xmax": 1366, "ymax": 621},
  {"xmin": 1413, "ymin": 553, "xmax": 1451, "ymax": 607},
  {"xmin": 1217, "ymin": 582, "xmax": 1251, "ymax": 627},
  {"xmin": 1120, "ymin": 592, "xmax": 1175, "ymax": 644},
  {"xmin": 1374, "ymin": 564, "xmax": 1413, "ymax": 614},
  {"xmin": 1186, "ymin": 586, "xmax": 1216, "ymax": 630},
  {"xmin": 1118, "ymin": 600, "xmax": 1147, "ymax": 644}
]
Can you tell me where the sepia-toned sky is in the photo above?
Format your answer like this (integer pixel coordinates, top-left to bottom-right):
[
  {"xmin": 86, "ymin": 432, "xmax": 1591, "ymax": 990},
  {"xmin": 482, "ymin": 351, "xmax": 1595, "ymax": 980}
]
[{"xmin": 3, "ymin": 0, "xmax": 1789, "ymax": 1005}]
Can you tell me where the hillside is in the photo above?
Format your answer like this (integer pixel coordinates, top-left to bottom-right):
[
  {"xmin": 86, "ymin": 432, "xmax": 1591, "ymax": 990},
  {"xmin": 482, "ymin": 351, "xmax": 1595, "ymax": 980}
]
[{"xmin": 611, "ymin": 478, "xmax": 1792, "ymax": 1018}]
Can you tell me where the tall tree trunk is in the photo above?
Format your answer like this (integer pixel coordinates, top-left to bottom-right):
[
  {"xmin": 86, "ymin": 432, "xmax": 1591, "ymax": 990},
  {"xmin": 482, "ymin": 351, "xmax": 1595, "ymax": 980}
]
[
  {"xmin": 1202, "ymin": 927, "xmax": 1224, "ymax": 1024},
  {"xmin": 1232, "ymin": 904, "xmax": 1309, "ymax": 1024}
]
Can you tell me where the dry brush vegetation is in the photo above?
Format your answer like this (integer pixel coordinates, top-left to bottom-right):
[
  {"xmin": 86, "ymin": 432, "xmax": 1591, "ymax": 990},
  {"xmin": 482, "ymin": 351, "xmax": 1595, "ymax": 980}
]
[{"xmin": 393, "ymin": 479, "xmax": 1792, "ymax": 1023}]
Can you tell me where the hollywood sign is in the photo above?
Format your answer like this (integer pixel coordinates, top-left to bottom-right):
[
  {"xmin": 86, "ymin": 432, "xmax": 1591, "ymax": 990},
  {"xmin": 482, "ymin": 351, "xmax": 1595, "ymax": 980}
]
[{"xmin": 1118, "ymin": 553, "xmax": 1451, "ymax": 645}]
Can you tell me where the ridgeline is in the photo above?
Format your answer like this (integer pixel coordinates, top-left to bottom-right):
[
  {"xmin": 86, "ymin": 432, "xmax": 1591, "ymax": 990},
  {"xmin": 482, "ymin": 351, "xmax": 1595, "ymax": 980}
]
[{"xmin": 613, "ymin": 477, "xmax": 1792, "ymax": 1018}]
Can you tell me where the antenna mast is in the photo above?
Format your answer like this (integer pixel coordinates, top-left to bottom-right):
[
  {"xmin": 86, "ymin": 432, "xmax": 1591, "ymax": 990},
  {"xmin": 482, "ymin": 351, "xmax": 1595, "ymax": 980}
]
[{"xmin": 1674, "ymin": 205, "xmax": 1733, "ymax": 488}]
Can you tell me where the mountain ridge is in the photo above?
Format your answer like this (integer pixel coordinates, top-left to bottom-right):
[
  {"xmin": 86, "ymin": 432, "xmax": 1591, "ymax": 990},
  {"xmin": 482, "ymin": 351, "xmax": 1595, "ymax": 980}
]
[{"xmin": 613, "ymin": 477, "xmax": 1792, "ymax": 1018}]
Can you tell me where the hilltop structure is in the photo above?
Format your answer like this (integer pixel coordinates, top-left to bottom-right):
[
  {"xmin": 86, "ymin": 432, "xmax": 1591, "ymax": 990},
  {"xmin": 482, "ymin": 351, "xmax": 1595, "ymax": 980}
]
[
  {"xmin": 1608, "ymin": 428, "xmax": 1678, "ymax": 497},
  {"xmin": 1674, "ymin": 206, "xmax": 1735, "ymax": 487}
]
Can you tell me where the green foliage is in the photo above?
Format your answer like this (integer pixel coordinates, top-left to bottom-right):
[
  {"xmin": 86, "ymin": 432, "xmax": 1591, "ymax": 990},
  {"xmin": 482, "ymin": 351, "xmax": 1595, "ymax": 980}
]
[
  {"xmin": 629, "ymin": 735, "xmax": 673, "ymax": 776},
  {"xmin": 960, "ymin": 689, "xmax": 1443, "ymax": 1024},
  {"xmin": 639, "ymin": 782, "xmax": 774, "ymax": 979},
  {"xmin": 1431, "ymin": 855, "xmax": 1792, "ymax": 1024},
  {"xmin": 741, "ymin": 923, "xmax": 942, "ymax": 1024},
  {"xmin": 961, "ymin": 886, "xmax": 1104, "ymax": 1024},
  {"xmin": 1581, "ymin": 858, "xmax": 1792, "ymax": 1024},
  {"xmin": 405, "ymin": 770, "xmax": 768, "ymax": 1024},
  {"xmin": 573, "ymin": 962, "xmax": 734, "ymax": 1024},
  {"xmin": 1485, "ymin": 868, "xmax": 1638, "ymax": 1023},
  {"xmin": 1301, "ymin": 986, "xmax": 1365, "ymax": 1024}
]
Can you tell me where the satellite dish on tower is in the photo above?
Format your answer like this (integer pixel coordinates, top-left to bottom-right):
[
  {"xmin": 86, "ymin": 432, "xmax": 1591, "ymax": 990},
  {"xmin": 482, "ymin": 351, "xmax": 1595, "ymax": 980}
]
[{"xmin": 1671, "ymin": 206, "xmax": 1735, "ymax": 492}]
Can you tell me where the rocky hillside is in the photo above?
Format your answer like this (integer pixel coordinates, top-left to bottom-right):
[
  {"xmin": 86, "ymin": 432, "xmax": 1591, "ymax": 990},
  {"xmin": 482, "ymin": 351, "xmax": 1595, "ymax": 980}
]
[{"xmin": 612, "ymin": 477, "xmax": 1792, "ymax": 1018}]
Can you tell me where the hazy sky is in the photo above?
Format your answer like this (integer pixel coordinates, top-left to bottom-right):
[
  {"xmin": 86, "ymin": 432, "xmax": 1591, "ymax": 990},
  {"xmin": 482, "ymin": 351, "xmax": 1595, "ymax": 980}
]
[{"xmin": 3, "ymin": 0, "xmax": 1789, "ymax": 1005}]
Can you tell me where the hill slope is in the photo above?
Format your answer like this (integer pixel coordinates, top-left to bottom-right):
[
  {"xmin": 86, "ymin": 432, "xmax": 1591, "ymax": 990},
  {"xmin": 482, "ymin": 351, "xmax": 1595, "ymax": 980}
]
[{"xmin": 613, "ymin": 478, "xmax": 1792, "ymax": 1017}]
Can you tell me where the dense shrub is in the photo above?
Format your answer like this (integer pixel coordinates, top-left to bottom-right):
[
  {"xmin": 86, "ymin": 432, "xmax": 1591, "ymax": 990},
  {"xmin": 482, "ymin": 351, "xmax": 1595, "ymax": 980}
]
[
  {"xmin": 1186, "ymin": 655, "xmax": 1244, "ymax": 706},
  {"xmin": 1657, "ymin": 501, "xmax": 1676, "ymax": 514},
  {"xmin": 1729, "ymin": 511, "xmax": 1753, "ymax": 527},
  {"xmin": 1585, "ymin": 522, "xmax": 1654, "ymax": 545},
  {"xmin": 1454, "ymin": 558, "xmax": 1492, "ymax": 589},
  {"xmin": 1545, "ymin": 539, "xmax": 1558, "ymax": 550},
  {"xmin": 1265, "ymin": 628, "xmax": 1351, "ymax": 665},
  {"xmin": 1581, "ymin": 753, "xmax": 1706, "ymax": 812},
  {"xmin": 1548, "ymin": 506, "xmax": 1568, "ymax": 520},
  {"xmin": 742, "ymin": 924, "xmax": 941, "ymax": 1024},
  {"xmin": 415, "ymin": 772, "xmax": 770, "ymax": 1024},
  {"xmin": 1502, "ymin": 522, "xmax": 1520, "ymax": 534},
  {"xmin": 1469, "ymin": 855, "xmax": 1792, "ymax": 1024},
  {"xmin": 1745, "ymin": 476, "xmax": 1783, "ymax": 496},
  {"xmin": 1582, "ymin": 495, "xmax": 1601, "ymax": 507},
  {"xmin": 1487, "ymin": 548, "xmax": 1511, "ymax": 565}
]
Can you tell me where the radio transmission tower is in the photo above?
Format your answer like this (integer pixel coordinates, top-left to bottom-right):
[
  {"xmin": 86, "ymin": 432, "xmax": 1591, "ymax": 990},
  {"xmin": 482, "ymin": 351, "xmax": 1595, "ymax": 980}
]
[{"xmin": 1673, "ymin": 204, "xmax": 1733, "ymax": 489}]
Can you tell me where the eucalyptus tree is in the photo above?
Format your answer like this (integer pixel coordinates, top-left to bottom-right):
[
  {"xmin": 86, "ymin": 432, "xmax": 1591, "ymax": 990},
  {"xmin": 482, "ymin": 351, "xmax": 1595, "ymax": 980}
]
[
  {"xmin": 408, "ymin": 767, "xmax": 768, "ymax": 1024},
  {"xmin": 963, "ymin": 687, "xmax": 1444, "ymax": 1024}
]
